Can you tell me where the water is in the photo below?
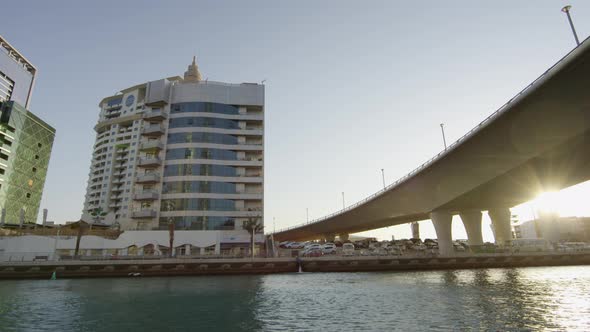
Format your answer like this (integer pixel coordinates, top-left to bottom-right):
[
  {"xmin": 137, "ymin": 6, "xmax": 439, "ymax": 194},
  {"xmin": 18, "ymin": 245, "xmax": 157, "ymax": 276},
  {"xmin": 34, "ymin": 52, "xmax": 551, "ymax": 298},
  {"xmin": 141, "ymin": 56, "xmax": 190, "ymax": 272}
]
[{"xmin": 1, "ymin": 266, "xmax": 590, "ymax": 331}]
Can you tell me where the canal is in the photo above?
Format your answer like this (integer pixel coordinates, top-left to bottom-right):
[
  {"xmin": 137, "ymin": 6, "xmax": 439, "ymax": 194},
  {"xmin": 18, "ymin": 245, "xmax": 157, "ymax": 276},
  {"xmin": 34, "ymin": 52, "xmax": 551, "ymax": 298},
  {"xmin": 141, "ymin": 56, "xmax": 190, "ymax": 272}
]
[{"xmin": 1, "ymin": 266, "xmax": 589, "ymax": 331}]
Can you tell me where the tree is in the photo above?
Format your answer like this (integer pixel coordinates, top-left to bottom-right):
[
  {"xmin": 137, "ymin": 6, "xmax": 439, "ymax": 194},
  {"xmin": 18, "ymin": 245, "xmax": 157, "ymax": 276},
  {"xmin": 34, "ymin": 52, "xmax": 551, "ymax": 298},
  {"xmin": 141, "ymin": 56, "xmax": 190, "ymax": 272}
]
[
  {"xmin": 242, "ymin": 217, "xmax": 263, "ymax": 258},
  {"xmin": 166, "ymin": 201, "xmax": 175, "ymax": 257},
  {"xmin": 74, "ymin": 221, "xmax": 88, "ymax": 258},
  {"xmin": 90, "ymin": 207, "xmax": 107, "ymax": 230}
]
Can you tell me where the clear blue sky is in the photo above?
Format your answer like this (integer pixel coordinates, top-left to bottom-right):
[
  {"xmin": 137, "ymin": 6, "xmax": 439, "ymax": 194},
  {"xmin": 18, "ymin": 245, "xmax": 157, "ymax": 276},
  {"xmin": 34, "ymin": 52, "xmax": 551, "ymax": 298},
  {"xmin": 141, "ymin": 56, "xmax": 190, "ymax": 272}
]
[{"xmin": 2, "ymin": 1, "xmax": 590, "ymax": 240}]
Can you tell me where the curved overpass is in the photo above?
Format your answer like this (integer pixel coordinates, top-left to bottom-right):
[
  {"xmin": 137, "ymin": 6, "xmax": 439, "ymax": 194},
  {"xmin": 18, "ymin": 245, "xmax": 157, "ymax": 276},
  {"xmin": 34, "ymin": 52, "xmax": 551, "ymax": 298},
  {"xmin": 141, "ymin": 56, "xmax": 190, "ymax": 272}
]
[{"xmin": 274, "ymin": 38, "xmax": 590, "ymax": 242}]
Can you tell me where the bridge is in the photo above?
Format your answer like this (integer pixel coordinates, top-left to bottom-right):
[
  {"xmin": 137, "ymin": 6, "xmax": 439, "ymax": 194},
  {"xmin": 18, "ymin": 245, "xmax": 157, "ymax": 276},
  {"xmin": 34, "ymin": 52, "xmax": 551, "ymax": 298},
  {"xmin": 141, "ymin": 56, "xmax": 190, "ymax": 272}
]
[{"xmin": 272, "ymin": 37, "xmax": 590, "ymax": 256}]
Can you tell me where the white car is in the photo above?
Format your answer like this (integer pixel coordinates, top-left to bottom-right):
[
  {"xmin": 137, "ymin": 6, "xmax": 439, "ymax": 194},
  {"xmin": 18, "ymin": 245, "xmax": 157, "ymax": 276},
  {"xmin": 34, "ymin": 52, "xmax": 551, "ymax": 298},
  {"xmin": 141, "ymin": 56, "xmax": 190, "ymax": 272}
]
[
  {"xmin": 342, "ymin": 243, "xmax": 355, "ymax": 256},
  {"xmin": 322, "ymin": 243, "xmax": 337, "ymax": 254},
  {"xmin": 301, "ymin": 243, "xmax": 322, "ymax": 255}
]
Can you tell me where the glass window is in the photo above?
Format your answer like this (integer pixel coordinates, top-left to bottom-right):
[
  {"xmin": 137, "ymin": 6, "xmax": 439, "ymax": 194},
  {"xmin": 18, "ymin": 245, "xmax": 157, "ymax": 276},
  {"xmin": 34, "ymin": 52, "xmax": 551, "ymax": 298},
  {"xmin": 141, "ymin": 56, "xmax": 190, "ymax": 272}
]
[
  {"xmin": 160, "ymin": 198, "xmax": 236, "ymax": 211},
  {"xmin": 164, "ymin": 164, "xmax": 237, "ymax": 177},
  {"xmin": 166, "ymin": 148, "xmax": 237, "ymax": 161},
  {"xmin": 167, "ymin": 132, "xmax": 238, "ymax": 145},
  {"xmin": 158, "ymin": 216, "xmax": 235, "ymax": 231},
  {"xmin": 169, "ymin": 117, "xmax": 239, "ymax": 129},
  {"xmin": 170, "ymin": 102, "xmax": 239, "ymax": 115},
  {"xmin": 163, "ymin": 181, "xmax": 237, "ymax": 194}
]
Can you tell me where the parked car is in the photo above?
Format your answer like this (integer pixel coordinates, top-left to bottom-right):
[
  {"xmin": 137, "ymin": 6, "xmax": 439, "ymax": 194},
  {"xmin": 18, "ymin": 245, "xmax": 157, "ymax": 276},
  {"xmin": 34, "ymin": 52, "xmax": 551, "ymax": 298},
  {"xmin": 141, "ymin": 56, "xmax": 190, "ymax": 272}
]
[
  {"xmin": 342, "ymin": 243, "xmax": 355, "ymax": 256},
  {"xmin": 322, "ymin": 243, "xmax": 337, "ymax": 254},
  {"xmin": 301, "ymin": 243, "xmax": 322, "ymax": 256},
  {"xmin": 287, "ymin": 242, "xmax": 305, "ymax": 249},
  {"xmin": 304, "ymin": 248, "xmax": 323, "ymax": 257}
]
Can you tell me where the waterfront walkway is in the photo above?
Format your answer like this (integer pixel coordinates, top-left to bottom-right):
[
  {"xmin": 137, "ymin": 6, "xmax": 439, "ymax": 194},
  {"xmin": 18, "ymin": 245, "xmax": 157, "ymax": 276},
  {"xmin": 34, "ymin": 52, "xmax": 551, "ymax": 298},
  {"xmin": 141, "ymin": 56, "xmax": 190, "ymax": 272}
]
[{"xmin": 1, "ymin": 252, "xmax": 589, "ymax": 279}]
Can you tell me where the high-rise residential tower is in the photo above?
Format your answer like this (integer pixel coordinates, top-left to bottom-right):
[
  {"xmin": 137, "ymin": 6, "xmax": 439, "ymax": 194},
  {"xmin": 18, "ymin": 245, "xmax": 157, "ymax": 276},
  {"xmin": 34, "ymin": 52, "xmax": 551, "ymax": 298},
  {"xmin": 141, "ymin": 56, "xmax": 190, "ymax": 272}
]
[
  {"xmin": 82, "ymin": 58, "xmax": 264, "ymax": 239},
  {"xmin": 0, "ymin": 35, "xmax": 55, "ymax": 226}
]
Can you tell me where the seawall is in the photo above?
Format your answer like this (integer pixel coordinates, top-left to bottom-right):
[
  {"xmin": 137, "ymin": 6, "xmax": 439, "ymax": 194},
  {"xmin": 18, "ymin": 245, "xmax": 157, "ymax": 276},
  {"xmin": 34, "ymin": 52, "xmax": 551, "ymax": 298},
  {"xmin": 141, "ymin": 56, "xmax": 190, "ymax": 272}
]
[{"xmin": 1, "ymin": 252, "xmax": 589, "ymax": 279}]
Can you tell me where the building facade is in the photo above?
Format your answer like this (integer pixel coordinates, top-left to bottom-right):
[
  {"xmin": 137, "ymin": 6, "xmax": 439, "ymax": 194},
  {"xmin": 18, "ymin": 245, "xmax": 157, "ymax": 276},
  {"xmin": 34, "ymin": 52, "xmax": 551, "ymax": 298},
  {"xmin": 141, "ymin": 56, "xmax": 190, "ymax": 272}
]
[
  {"xmin": 82, "ymin": 58, "xmax": 264, "ymax": 239},
  {"xmin": 0, "ymin": 35, "xmax": 55, "ymax": 226},
  {"xmin": 514, "ymin": 215, "xmax": 590, "ymax": 242}
]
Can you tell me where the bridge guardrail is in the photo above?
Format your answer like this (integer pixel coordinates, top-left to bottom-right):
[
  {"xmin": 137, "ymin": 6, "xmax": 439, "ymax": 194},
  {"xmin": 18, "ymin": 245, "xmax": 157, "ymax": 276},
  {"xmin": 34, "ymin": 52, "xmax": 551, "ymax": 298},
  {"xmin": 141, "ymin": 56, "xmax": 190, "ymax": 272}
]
[{"xmin": 274, "ymin": 36, "xmax": 590, "ymax": 235}]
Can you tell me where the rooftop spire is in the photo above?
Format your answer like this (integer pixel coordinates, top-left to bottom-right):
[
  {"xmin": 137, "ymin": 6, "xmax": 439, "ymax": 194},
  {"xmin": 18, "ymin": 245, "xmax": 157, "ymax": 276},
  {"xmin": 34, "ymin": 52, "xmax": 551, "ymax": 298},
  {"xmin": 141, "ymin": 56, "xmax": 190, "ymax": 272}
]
[{"xmin": 184, "ymin": 56, "xmax": 202, "ymax": 82}]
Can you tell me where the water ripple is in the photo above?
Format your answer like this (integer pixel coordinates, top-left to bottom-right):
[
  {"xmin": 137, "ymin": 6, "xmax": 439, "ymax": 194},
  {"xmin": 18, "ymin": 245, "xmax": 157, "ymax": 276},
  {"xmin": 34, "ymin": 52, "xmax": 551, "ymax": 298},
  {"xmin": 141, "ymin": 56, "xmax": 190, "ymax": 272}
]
[{"xmin": 0, "ymin": 266, "xmax": 589, "ymax": 331}]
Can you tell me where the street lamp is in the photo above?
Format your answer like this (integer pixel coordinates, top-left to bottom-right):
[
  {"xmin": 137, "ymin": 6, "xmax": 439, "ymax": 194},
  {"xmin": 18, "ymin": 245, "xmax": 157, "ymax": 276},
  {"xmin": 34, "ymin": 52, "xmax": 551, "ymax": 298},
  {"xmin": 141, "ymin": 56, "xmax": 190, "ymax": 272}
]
[
  {"xmin": 381, "ymin": 168, "xmax": 386, "ymax": 189},
  {"xmin": 306, "ymin": 208, "xmax": 309, "ymax": 223},
  {"xmin": 562, "ymin": 5, "xmax": 580, "ymax": 46},
  {"xmin": 440, "ymin": 123, "xmax": 447, "ymax": 150},
  {"xmin": 342, "ymin": 192, "xmax": 345, "ymax": 209}
]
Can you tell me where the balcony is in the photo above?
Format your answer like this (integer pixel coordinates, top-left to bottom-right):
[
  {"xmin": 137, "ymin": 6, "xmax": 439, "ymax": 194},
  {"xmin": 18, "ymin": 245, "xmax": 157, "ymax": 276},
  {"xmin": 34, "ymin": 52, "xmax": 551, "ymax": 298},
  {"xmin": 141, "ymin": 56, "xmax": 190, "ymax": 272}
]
[
  {"xmin": 136, "ymin": 173, "xmax": 160, "ymax": 184},
  {"xmin": 137, "ymin": 157, "xmax": 162, "ymax": 167},
  {"xmin": 111, "ymin": 186, "xmax": 124, "ymax": 193},
  {"xmin": 141, "ymin": 124, "xmax": 165, "ymax": 137},
  {"xmin": 133, "ymin": 191, "xmax": 159, "ymax": 201},
  {"xmin": 112, "ymin": 178, "xmax": 125, "ymax": 185},
  {"xmin": 143, "ymin": 110, "xmax": 168, "ymax": 121},
  {"xmin": 105, "ymin": 103, "xmax": 122, "ymax": 111},
  {"xmin": 139, "ymin": 140, "xmax": 164, "ymax": 151},
  {"xmin": 131, "ymin": 209, "xmax": 157, "ymax": 219}
]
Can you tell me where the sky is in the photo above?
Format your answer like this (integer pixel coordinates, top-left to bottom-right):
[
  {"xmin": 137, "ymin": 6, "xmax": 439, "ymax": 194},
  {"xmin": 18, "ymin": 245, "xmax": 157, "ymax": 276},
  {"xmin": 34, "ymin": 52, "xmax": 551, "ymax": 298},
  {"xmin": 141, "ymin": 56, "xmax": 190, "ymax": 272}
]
[{"xmin": 2, "ymin": 1, "xmax": 590, "ymax": 241}]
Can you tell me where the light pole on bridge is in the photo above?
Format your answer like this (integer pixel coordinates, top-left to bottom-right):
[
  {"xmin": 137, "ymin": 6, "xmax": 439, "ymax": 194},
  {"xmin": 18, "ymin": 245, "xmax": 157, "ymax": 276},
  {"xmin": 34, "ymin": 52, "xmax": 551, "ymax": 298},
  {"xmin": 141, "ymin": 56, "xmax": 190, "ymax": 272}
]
[
  {"xmin": 561, "ymin": 5, "xmax": 580, "ymax": 46},
  {"xmin": 440, "ymin": 123, "xmax": 447, "ymax": 150},
  {"xmin": 342, "ymin": 192, "xmax": 345, "ymax": 209},
  {"xmin": 381, "ymin": 168, "xmax": 386, "ymax": 189}
]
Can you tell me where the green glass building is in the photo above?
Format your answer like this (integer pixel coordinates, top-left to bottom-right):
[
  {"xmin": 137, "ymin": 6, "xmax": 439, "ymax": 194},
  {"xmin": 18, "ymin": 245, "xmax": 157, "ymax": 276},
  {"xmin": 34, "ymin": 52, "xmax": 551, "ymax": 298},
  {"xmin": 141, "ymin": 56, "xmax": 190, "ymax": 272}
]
[
  {"xmin": 0, "ymin": 35, "xmax": 55, "ymax": 226},
  {"xmin": 0, "ymin": 101, "xmax": 54, "ymax": 225}
]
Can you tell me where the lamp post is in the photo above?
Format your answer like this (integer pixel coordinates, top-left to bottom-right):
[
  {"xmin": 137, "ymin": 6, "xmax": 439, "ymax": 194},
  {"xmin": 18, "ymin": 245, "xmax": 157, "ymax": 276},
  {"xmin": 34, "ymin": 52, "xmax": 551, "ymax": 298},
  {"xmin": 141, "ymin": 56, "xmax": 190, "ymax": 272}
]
[
  {"xmin": 342, "ymin": 192, "xmax": 345, "ymax": 209},
  {"xmin": 440, "ymin": 123, "xmax": 447, "ymax": 150},
  {"xmin": 562, "ymin": 5, "xmax": 580, "ymax": 46},
  {"xmin": 306, "ymin": 208, "xmax": 309, "ymax": 223},
  {"xmin": 381, "ymin": 168, "xmax": 386, "ymax": 189}
]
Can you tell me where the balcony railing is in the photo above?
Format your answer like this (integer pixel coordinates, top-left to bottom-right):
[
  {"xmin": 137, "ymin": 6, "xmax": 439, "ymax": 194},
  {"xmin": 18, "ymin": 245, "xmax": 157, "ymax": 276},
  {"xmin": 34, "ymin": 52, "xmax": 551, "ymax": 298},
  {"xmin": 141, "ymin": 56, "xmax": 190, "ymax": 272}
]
[
  {"xmin": 131, "ymin": 209, "xmax": 157, "ymax": 219},
  {"xmin": 141, "ymin": 125, "xmax": 165, "ymax": 136},
  {"xmin": 139, "ymin": 140, "xmax": 164, "ymax": 151},
  {"xmin": 136, "ymin": 173, "xmax": 161, "ymax": 184},
  {"xmin": 137, "ymin": 157, "xmax": 162, "ymax": 167},
  {"xmin": 133, "ymin": 191, "xmax": 159, "ymax": 201},
  {"xmin": 143, "ymin": 110, "xmax": 168, "ymax": 121}
]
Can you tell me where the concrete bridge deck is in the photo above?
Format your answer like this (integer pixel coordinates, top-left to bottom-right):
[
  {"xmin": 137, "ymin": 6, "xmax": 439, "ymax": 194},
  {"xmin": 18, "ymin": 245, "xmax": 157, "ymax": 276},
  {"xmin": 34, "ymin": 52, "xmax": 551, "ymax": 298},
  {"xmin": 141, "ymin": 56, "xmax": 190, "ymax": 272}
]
[{"xmin": 273, "ymin": 37, "xmax": 590, "ymax": 248}]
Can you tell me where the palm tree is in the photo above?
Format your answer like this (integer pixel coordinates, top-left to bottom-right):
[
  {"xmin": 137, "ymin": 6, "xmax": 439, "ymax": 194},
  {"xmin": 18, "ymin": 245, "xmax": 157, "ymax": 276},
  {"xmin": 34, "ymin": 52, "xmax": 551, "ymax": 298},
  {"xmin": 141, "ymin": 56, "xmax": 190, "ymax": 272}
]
[
  {"xmin": 242, "ymin": 217, "xmax": 263, "ymax": 258},
  {"xmin": 74, "ymin": 221, "xmax": 88, "ymax": 258},
  {"xmin": 166, "ymin": 201, "xmax": 175, "ymax": 257},
  {"xmin": 90, "ymin": 207, "xmax": 107, "ymax": 230}
]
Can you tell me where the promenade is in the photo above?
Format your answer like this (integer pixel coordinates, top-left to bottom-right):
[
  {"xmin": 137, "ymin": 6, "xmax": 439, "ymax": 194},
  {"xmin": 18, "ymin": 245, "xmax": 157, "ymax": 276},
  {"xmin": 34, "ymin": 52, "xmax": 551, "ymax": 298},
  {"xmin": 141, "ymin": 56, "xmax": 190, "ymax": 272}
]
[{"xmin": 1, "ymin": 252, "xmax": 589, "ymax": 279}]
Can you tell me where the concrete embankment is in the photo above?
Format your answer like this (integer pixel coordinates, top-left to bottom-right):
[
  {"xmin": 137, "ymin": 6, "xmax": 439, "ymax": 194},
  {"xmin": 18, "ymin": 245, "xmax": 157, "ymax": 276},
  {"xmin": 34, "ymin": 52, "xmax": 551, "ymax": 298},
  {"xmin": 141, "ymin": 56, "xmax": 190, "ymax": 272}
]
[{"xmin": 1, "ymin": 253, "xmax": 589, "ymax": 279}]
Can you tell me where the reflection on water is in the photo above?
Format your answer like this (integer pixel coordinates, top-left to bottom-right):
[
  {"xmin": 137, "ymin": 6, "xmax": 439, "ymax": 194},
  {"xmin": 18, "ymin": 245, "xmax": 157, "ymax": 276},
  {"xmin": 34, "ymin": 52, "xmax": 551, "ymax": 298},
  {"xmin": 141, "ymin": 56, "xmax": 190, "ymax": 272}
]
[{"xmin": 0, "ymin": 266, "xmax": 589, "ymax": 331}]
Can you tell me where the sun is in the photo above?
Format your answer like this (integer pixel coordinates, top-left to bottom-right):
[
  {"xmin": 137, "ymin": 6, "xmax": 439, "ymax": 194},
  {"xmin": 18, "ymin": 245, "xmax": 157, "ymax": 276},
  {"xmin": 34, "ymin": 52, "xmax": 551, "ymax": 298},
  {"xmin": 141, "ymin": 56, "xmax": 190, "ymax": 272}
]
[{"xmin": 531, "ymin": 191, "xmax": 563, "ymax": 215}]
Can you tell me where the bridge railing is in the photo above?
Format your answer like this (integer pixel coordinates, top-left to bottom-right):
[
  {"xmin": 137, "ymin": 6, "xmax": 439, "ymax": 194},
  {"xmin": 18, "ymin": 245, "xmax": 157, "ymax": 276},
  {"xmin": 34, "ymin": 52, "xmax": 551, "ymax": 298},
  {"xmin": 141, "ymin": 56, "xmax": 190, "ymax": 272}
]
[{"xmin": 274, "ymin": 36, "xmax": 590, "ymax": 235}]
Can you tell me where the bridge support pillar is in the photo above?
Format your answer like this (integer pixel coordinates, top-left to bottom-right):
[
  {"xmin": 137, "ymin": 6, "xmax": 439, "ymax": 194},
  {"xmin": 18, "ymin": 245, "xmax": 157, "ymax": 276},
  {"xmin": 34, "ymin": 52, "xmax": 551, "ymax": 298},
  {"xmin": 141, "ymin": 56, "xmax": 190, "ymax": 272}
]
[
  {"xmin": 410, "ymin": 222, "xmax": 420, "ymax": 239},
  {"xmin": 488, "ymin": 208, "xmax": 512, "ymax": 246},
  {"xmin": 324, "ymin": 234, "xmax": 336, "ymax": 243},
  {"xmin": 339, "ymin": 233, "xmax": 349, "ymax": 242},
  {"xmin": 459, "ymin": 210, "xmax": 484, "ymax": 246},
  {"xmin": 431, "ymin": 211, "xmax": 454, "ymax": 256}
]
